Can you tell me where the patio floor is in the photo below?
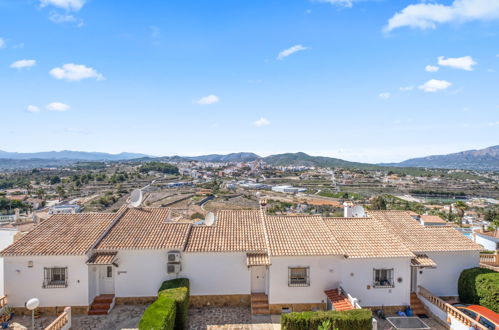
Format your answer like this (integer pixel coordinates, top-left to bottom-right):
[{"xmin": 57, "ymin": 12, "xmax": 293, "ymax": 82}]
[{"xmin": 374, "ymin": 314, "xmax": 447, "ymax": 330}]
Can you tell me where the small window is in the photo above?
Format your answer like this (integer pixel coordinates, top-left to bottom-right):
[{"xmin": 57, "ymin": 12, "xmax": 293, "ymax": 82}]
[
  {"xmin": 461, "ymin": 308, "xmax": 477, "ymax": 320},
  {"xmin": 43, "ymin": 267, "xmax": 68, "ymax": 288},
  {"xmin": 373, "ymin": 268, "xmax": 394, "ymax": 288},
  {"xmin": 288, "ymin": 267, "xmax": 309, "ymax": 287},
  {"xmin": 106, "ymin": 266, "xmax": 112, "ymax": 278},
  {"xmin": 478, "ymin": 316, "xmax": 495, "ymax": 330}
]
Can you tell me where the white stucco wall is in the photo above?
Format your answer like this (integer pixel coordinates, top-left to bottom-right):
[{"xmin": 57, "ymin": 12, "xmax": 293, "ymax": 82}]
[
  {"xmin": 418, "ymin": 251, "xmax": 479, "ymax": 297},
  {"xmin": 339, "ymin": 257, "xmax": 411, "ymax": 307},
  {"xmin": 474, "ymin": 234, "xmax": 498, "ymax": 251},
  {"xmin": 268, "ymin": 256, "xmax": 342, "ymax": 304},
  {"xmin": 3, "ymin": 255, "xmax": 89, "ymax": 307},
  {"xmin": 182, "ymin": 252, "xmax": 250, "ymax": 295},
  {"xmin": 0, "ymin": 229, "xmax": 18, "ymax": 296}
]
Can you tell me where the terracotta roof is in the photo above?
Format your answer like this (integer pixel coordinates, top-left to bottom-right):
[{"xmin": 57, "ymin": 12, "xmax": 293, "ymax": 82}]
[
  {"xmin": 262, "ymin": 215, "xmax": 343, "ymax": 256},
  {"xmin": 247, "ymin": 253, "xmax": 271, "ymax": 266},
  {"xmin": 96, "ymin": 208, "xmax": 190, "ymax": 250},
  {"xmin": 87, "ymin": 252, "xmax": 117, "ymax": 265},
  {"xmin": 420, "ymin": 215, "xmax": 446, "ymax": 224},
  {"xmin": 0, "ymin": 213, "xmax": 116, "ymax": 256},
  {"xmin": 474, "ymin": 229, "xmax": 499, "ymax": 238},
  {"xmin": 324, "ymin": 217, "xmax": 415, "ymax": 258},
  {"xmin": 411, "ymin": 254, "xmax": 437, "ymax": 267},
  {"xmin": 368, "ymin": 211, "xmax": 482, "ymax": 253},
  {"xmin": 185, "ymin": 210, "xmax": 267, "ymax": 252}
]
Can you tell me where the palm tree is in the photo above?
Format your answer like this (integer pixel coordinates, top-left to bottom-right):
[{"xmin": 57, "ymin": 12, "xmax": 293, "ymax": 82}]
[{"xmin": 454, "ymin": 201, "xmax": 468, "ymax": 227}]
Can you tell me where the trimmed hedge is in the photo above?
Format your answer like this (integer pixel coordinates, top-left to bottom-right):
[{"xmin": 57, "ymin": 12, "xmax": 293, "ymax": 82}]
[
  {"xmin": 281, "ymin": 309, "xmax": 373, "ymax": 330},
  {"xmin": 458, "ymin": 267, "xmax": 497, "ymax": 305},
  {"xmin": 138, "ymin": 295, "xmax": 176, "ymax": 330},
  {"xmin": 158, "ymin": 278, "xmax": 190, "ymax": 330},
  {"xmin": 476, "ymin": 272, "xmax": 499, "ymax": 313}
]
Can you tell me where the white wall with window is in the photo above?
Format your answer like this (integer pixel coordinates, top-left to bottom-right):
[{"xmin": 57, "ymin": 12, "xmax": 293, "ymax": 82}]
[
  {"xmin": 268, "ymin": 256, "xmax": 342, "ymax": 305},
  {"xmin": 3, "ymin": 255, "xmax": 89, "ymax": 307},
  {"xmin": 339, "ymin": 257, "xmax": 411, "ymax": 307},
  {"xmin": 417, "ymin": 251, "xmax": 479, "ymax": 297}
]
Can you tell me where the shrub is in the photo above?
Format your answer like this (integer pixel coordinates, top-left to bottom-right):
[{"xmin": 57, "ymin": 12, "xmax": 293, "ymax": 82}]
[
  {"xmin": 158, "ymin": 278, "xmax": 190, "ymax": 330},
  {"xmin": 281, "ymin": 309, "xmax": 372, "ymax": 330},
  {"xmin": 138, "ymin": 295, "xmax": 176, "ymax": 330},
  {"xmin": 476, "ymin": 272, "xmax": 499, "ymax": 313},
  {"xmin": 458, "ymin": 267, "xmax": 497, "ymax": 304}
]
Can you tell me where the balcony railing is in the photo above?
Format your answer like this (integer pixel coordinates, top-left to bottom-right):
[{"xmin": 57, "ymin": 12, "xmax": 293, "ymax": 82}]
[
  {"xmin": 0, "ymin": 296, "xmax": 7, "ymax": 309},
  {"xmin": 44, "ymin": 307, "xmax": 71, "ymax": 330}
]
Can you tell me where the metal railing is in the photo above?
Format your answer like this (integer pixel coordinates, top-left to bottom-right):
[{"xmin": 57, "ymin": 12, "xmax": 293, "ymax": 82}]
[
  {"xmin": 417, "ymin": 286, "xmax": 487, "ymax": 330},
  {"xmin": 44, "ymin": 307, "xmax": 71, "ymax": 330}
]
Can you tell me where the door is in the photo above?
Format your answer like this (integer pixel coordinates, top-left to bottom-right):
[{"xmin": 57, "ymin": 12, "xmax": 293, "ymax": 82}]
[
  {"xmin": 99, "ymin": 265, "xmax": 115, "ymax": 294},
  {"xmin": 251, "ymin": 266, "xmax": 266, "ymax": 293},
  {"xmin": 410, "ymin": 266, "xmax": 418, "ymax": 293}
]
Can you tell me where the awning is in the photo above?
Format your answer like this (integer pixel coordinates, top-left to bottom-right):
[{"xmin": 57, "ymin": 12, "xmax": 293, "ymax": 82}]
[
  {"xmin": 411, "ymin": 254, "xmax": 437, "ymax": 268},
  {"xmin": 87, "ymin": 252, "xmax": 118, "ymax": 265},
  {"xmin": 246, "ymin": 253, "xmax": 271, "ymax": 267}
]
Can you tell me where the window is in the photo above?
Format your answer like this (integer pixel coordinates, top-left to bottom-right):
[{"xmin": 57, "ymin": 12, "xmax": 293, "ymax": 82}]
[
  {"xmin": 461, "ymin": 308, "xmax": 477, "ymax": 320},
  {"xmin": 106, "ymin": 266, "xmax": 112, "ymax": 278},
  {"xmin": 288, "ymin": 267, "xmax": 309, "ymax": 287},
  {"xmin": 43, "ymin": 267, "xmax": 68, "ymax": 288},
  {"xmin": 478, "ymin": 317, "xmax": 495, "ymax": 330},
  {"xmin": 373, "ymin": 268, "xmax": 394, "ymax": 288}
]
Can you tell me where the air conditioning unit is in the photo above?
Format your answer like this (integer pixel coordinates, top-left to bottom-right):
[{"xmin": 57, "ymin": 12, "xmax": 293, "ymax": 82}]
[
  {"xmin": 167, "ymin": 251, "xmax": 181, "ymax": 263},
  {"xmin": 167, "ymin": 263, "xmax": 181, "ymax": 274}
]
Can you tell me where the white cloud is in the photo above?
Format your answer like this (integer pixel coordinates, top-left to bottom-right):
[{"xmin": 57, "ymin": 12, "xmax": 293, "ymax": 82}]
[
  {"xmin": 194, "ymin": 94, "xmax": 219, "ymax": 105},
  {"xmin": 50, "ymin": 63, "xmax": 104, "ymax": 81},
  {"xmin": 425, "ymin": 65, "xmax": 439, "ymax": 72},
  {"xmin": 0, "ymin": 38, "xmax": 5, "ymax": 49},
  {"xmin": 40, "ymin": 0, "xmax": 85, "ymax": 11},
  {"xmin": 277, "ymin": 45, "xmax": 308, "ymax": 60},
  {"xmin": 10, "ymin": 59, "xmax": 36, "ymax": 69},
  {"xmin": 49, "ymin": 13, "xmax": 84, "ymax": 26},
  {"xmin": 488, "ymin": 121, "xmax": 499, "ymax": 126},
  {"xmin": 26, "ymin": 105, "xmax": 40, "ymax": 113},
  {"xmin": 379, "ymin": 92, "xmax": 391, "ymax": 99},
  {"xmin": 385, "ymin": 0, "xmax": 499, "ymax": 32},
  {"xmin": 253, "ymin": 117, "xmax": 271, "ymax": 127},
  {"xmin": 437, "ymin": 56, "xmax": 476, "ymax": 71},
  {"xmin": 399, "ymin": 86, "xmax": 414, "ymax": 92},
  {"xmin": 46, "ymin": 102, "xmax": 70, "ymax": 112},
  {"xmin": 419, "ymin": 79, "xmax": 452, "ymax": 92},
  {"xmin": 313, "ymin": 0, "xmax": 353, "ymax": 7}
]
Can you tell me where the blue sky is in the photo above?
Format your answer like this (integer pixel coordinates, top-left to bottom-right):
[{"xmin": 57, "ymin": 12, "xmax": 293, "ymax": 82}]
[{"xmin": 0, "ymin": 0, "xmax": 498, "ymax": 163}]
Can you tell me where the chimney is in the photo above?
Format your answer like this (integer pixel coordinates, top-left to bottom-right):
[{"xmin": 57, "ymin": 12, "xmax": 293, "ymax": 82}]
[{"xmin": 343, "ymin": 202, "xmax": 353, "ymax": 218}]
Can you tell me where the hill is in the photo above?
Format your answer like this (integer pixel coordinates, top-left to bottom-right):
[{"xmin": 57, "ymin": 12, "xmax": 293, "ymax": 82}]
[
  {"xmin": 263, "ymin": 152, "xmax": 376, "ymax": 169},
  {"xmin": 0, "ymin": 150, "xmax": 149, "ymax": 161},
  {"xmin": 384, "ymin": 145, "xmax": 499, "ymax": 171}
]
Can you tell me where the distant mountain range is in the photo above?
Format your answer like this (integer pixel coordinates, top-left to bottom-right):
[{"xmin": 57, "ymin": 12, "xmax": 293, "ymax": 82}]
[
  {"xmin": 0, "ymin": 146, "xmax": 498, "ymax": 171},
  {"xmin": 381, "ymin": 145, "xmax": 499, "ymax": 171}
]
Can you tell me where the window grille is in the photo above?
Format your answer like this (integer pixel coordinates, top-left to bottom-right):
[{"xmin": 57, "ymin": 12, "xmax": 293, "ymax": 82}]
[
  {"xmin": 288, "ymin": 267, "xmax": 310, "ymax": 287},
  {"xmin": 43, "ymin": 267, "xmax": 68, "ymax": 288},
  {"xmin": 373, "ymin": 268, "xmax": 394, "ymax": 288}
]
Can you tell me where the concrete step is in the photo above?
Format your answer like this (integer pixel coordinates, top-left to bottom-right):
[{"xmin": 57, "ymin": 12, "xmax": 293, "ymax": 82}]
[
  {"xmin": 88, "ymin": 309, "xmax": 108, "ymax": 315},
  {"xmin": 90, "ymin": 303, "xmax": 111, "ymax": 310},
  {"xmin": 251, "ymin": 302, "xmax": 269, "ymax": 309},
  {"xmin": 252, "ymin": 308, "xmax": 270, "ymax": 315}
]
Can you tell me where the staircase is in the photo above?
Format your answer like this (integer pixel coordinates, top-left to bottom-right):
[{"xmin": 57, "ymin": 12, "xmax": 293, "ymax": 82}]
[
  {"xmin": 410, "ymin": 292, "xmax": 427, "ymax": 315},
  {"xmin": 89, "ymin": 294, "xmax": 115, "ymax": 315},
  {"xmin": 251, "ymin": 293, "xmax": 270, "ymax": 315},
  {"xmin": 324, "ymin": 289, "xmax": 354, "ymax": 311}
]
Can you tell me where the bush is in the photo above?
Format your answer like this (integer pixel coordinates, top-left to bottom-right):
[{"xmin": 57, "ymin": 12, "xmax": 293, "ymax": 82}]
[
  {"xmin": 281, "ymin": 309, "xmax": 372, "ymax": 330},
  {"xmin": 476, "ymin": 272, "xmax": 499, "ymax": 313},
  {"xmin": 158, "ymin": 278, "xmax": 190, "ymax": 330},
  {"xmin": 138, "ymin": 295, "xmax": 176, "ymax": 330},
  {"xmin": 458, "ymin": 267, "xmax": 497, "ymax": 304}
]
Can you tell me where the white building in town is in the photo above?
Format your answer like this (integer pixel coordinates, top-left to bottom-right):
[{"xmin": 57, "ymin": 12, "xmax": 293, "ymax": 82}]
[
  {"xmin": 48, "ymin": 204, "xmax": 82, "ymax": 215},
  {"xmin": 473, "ymin": 229, "xmax": 499, "ymax": 251},
  {"xmin": 0, "ymin": 207, "xmax": 481, "ymax": 316}
]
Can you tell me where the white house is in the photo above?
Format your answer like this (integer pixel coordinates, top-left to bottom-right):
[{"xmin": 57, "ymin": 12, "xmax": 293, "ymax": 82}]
[
  {"xmin": 473, "ymin": 229, "xmax": 499, "ymax": 251},
  {"xmin": 0, "ymin": 207, "xmax": 481, "ymax": 316}
]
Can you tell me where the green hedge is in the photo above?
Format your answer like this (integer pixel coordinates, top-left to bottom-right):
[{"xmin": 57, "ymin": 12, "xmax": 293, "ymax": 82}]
[
  {"xmin": 138, "ymin": 295, "xmax": 176, "ymax": 330},
  {"xmin": 476, "ymin": 272, "xmax": 499, "ymax": 313},
  {"xmin": 458, "ymin": 267, "xmax": 497, "ymax": 304},
  {"xmin": 158, "ymin": 278, "xmax": 190, "ymax": 330},
  {"xmin": 281, "ymin": 309, "xmax": 373, "ymax": 330}
]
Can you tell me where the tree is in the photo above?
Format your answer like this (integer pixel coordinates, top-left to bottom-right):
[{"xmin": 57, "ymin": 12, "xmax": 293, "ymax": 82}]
[
  {"xmin": 370, "ymin": 196, "xmax": 387, "ymax": 210},
  {"xmin": 56, "ymin": 186, "xmax": 67, "ymax": 199},
  {"xmin": 35, "ymin": 188, "xmax": 46, "ymax": 199},
  {"xmin": 454, "ymin": 201, "xmax": 468, "ymax": 227}
]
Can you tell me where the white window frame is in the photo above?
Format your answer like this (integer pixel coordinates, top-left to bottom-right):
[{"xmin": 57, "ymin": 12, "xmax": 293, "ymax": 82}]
[
  {"xmin": 288, "ymin": 267, "xmax": 310, "ymax": 287},
  {"xmin": 373, "ymin": 268, "xmax": 394, "ymax": 288},
  {"xmin": 43, "ymin": 267, "xmax": 68, "ymax": 288}
]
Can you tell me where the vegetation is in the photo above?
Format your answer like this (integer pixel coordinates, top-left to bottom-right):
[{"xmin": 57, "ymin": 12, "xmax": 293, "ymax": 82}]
[
  {"xmin": 317, "ymin": 191, "xmax": 363, "ymax": 200},
  {"xmin": 138, "ymin": 295, "xmax": 176, "ymax": 330},
  {"xmin": 139, "ymin": 162, "xmax": 179, "ymax": 175},
  {"xmin": 280, "ymin": 309, "xmax": 372, "ymax": 330},
  {"xmin": 0, "ymin": 198, "xmax": 31, "ymax": 214},
  {"xmin": 458, "ymin": 267, "xmax": 498, "ymax": 311},
  {"xmin": 157, "ymin": 278, "xmax": 190, "ymax": 330}
]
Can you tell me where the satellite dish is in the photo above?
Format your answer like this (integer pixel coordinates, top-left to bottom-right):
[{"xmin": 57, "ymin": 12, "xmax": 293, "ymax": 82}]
[
  {"xmin": 205, "ymin": 212, "xmax": 216, "ymax": 226},
  {"xmin": 26, "ymin": 298, "xmax": 40, "ymax": 310},
  {"xmin": 129, "ymin": 189, "xmax": 143, "ymax": 208},
  {"xmin": 352, "ymin": 206, "xmax": 366, "ymax": 218}
]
